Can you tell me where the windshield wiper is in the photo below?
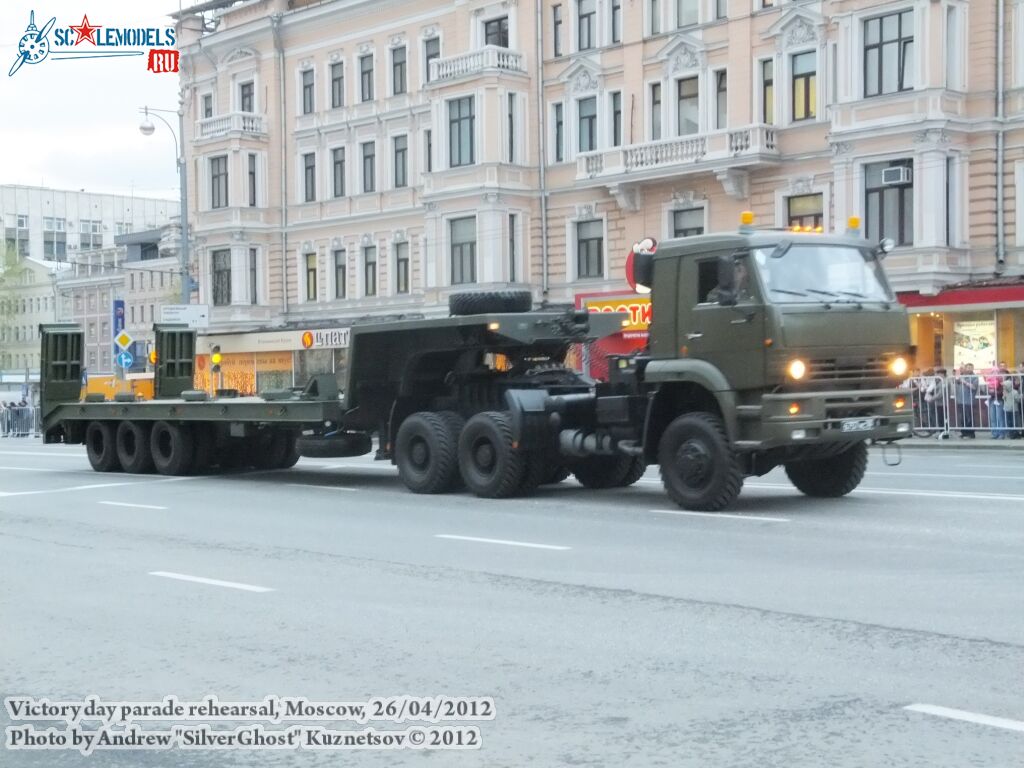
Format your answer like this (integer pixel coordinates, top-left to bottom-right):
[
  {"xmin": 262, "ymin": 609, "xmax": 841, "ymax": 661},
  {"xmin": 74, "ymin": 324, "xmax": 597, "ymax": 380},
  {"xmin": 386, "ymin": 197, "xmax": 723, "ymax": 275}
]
[
  {"xmin": 770, "ymin": 288, "xmax": 807, "ymax": 297},
  {"xmin": 805, "ymin": 288, "xmax": 839, "ymax": 298},
  {"xmin": 836, "ymin": 290, "xmax": 867, "ymax": 298}
]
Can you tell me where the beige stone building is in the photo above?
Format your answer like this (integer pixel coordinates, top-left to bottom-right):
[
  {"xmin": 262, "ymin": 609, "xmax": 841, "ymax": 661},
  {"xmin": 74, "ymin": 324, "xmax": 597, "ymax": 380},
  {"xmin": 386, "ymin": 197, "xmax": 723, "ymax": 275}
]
[{"xmin": 175, "ymin": 0, "xmax": 1024, "ymax": 378}]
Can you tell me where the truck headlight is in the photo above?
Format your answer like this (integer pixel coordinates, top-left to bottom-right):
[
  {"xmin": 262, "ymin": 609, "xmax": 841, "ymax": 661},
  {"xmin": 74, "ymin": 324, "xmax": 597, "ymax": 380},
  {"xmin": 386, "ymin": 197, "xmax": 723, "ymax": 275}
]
[
  {"xmin": 890, "ymin": 356, "xmax": 908, "ymax": 377},
  {"xmin": 787, "ymin": 359, "xmax": 807, "ymax": 380}
]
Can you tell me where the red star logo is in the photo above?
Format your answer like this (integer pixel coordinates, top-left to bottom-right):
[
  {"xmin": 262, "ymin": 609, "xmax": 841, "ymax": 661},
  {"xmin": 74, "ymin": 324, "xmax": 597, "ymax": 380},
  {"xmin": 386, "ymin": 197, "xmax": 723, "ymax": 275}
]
[{"xmin": 69, "ymin": 14, "xmax": 102, "ymax": 46}]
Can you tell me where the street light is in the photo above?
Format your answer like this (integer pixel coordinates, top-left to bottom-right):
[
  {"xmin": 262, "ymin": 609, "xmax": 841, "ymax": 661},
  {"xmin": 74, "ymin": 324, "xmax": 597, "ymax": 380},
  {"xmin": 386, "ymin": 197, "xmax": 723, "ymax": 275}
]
[{"xmin": 139, "ymin": 102, "xmax": 190, "ymax": 305}]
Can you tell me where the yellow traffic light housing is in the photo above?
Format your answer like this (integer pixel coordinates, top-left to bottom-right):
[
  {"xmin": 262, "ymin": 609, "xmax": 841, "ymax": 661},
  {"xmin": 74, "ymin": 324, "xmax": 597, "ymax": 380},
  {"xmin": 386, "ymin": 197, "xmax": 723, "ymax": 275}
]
[{"xmin": 211, "ymin": 345, "xmax": 222, "ymax": 373}]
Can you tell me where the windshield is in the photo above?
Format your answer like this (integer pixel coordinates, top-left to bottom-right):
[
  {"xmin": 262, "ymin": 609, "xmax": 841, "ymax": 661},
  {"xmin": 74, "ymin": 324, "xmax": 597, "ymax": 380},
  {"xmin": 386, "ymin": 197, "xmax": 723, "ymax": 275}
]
[{"xmin": 753, "ymin": 244, "xmax": 894, "ymax": 304}]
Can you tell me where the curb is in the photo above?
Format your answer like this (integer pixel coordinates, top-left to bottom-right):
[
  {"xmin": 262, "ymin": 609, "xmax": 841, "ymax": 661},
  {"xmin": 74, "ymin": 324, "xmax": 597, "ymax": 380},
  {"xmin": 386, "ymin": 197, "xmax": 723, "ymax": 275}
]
[{"xmin": 878, "ymin": 439, "xmax": 1024, "ymax": 452}]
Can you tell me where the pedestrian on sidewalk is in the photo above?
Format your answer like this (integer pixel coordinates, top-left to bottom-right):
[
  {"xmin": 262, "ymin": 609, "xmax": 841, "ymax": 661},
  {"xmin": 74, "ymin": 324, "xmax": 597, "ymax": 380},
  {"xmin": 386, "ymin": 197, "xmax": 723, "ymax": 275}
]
[
  {"xmin": 986, "ymin": 364, "xmax": 1008, "ymax": 439},
  {"xmin": 952, "ymin": 363, "xmax": 978, "ymax": 438},
  {"xmin": 925, "ymin": 368, "xmax": 950, "ymax": 438},
  {"xmin": 1002, "ymin": 363, "xmax": 1021, "ymax": 439}
]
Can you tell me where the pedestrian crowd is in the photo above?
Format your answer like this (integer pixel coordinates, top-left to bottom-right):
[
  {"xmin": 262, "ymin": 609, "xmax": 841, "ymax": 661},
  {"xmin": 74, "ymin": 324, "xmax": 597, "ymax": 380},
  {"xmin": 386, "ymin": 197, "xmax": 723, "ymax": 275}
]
[
  {"xmin": 903, "ymin": 362, "xmax": 1024, "ymax": 439},
  {"xmin": 0, "ymin": 400, "xmax": 37, "ymax": 437}
]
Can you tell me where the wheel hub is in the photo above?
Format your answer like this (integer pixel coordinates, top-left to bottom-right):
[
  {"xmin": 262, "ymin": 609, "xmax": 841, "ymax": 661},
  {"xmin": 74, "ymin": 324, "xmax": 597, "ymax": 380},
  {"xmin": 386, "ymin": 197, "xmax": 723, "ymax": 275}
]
[
  {"xmin": 676, "ymin": 439, "xmax": 713, "ymax": 488},
  {"xmin": 409, "ymin": 438, "xmax": 429, "ymax": 469},
  {"xmin": 473, "ymin": 440, "xmax": 496, "ymax": 474}
]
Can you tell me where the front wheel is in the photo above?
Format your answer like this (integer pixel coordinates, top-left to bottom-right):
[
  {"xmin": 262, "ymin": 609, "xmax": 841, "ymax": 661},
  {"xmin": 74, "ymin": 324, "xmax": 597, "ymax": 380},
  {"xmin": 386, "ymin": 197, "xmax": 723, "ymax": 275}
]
[
  {"xmin": 658, "ymin": 412, "xmax": 742, "ymax": 511},
  {"xmin": 784, "ymin": 442, "xmax": 868, "ymax": 498}
]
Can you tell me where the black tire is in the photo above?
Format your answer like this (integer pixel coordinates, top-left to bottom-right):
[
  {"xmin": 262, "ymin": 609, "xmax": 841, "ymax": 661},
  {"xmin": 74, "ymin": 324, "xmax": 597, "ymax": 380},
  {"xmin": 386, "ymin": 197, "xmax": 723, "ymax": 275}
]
[
  {"xmin": 784, "ymin": 442, "xmax": 868, "ymax": 498},
  {"xmin": 150, "ymin": 421, "xmax": 195, "ymax": 476},
  {"xmin": 115, "ymin": 421, "xmax": 153, "ymax": 474},
  {"xmin": 449, "ymin": 289, "xmax": 532, "ymax": 316},
  {"xmin": 542, "ymin": 464, "xmax": 571, "ymax": 485},
  {"xmin": 458, "ymin": 411, "xmax": 525, "ymax": 498},
  {"xmin": 658, "ymin": 412, "xmax": 743, "ymax": 511},
  {"xmin": 278, "ymin": 432, "xmax": 300, "ymax": 469},
  {"xmin": 251, "ymin": 430, "xmax": 290, "ymax": 470},
  {"xmin": 571, "ymin": 455, "xmax": 645, "ymax": 489},
  {"xmin": 86, "ymin": 421, "xmax": 121, "ymax": 473},
  {"xmin": 395, "ymin": 412, "xmax": 461, "ymax": 494},
  {"xmin": 217, "ymin": 440, "xmax": 251, "ymax": 470},
  {"xmin": 190, "ymin": 423, "xmax": 215, "ymax": 474},
  {"xmin": 518, "ymin": 453, "xmax": 548, "ymax": 495},
  {"xmin": 437, "ymin": 411, "xmax": 466, "ymax": 489},
  {"xmin": 297, "ymin": 432, "xmax": 373, "ymax": 458}
]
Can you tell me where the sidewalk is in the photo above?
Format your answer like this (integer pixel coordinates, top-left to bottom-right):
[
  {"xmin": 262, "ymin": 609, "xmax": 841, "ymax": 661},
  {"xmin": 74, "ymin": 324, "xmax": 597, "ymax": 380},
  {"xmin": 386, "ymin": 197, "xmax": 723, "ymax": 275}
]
[{"xmin": 895, "ymin": 433, "xmax": 1024, "ymax": 451}]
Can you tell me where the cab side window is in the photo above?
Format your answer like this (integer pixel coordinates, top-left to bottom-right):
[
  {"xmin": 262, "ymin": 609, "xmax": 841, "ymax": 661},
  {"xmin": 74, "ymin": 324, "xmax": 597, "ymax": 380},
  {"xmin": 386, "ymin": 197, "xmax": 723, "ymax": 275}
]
[{"xmin": 697, "ymin": 260, "xmax": 719, "ymax": 304}]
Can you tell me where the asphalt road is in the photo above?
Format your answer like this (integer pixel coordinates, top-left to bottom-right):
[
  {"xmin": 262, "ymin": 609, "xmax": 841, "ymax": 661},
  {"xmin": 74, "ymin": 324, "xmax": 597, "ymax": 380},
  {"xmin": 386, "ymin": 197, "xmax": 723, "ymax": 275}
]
[{"xmin": 1, "ymin": 438, "xmax": 1022, "ymax": 767}]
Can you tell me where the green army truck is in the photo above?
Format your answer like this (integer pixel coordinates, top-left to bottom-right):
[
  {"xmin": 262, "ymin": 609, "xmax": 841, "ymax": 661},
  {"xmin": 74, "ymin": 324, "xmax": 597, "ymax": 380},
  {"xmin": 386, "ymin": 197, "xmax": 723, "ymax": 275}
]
[{"xmin": 38, "ymin": 217, "xmax": 913, "ymax": 511}]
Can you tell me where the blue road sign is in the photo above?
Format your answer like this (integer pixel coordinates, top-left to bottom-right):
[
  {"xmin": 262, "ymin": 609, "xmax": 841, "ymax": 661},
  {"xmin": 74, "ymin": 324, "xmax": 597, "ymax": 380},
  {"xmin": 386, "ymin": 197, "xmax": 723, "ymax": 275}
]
[{"xmin": 116, "ymin": 350, "xmax": 134, "ymax": 369}]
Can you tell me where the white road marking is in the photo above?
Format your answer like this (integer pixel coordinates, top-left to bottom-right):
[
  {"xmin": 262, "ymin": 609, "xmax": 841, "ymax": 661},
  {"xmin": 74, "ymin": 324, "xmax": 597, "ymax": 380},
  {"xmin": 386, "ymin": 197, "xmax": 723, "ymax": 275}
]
[
  {"xmin": 0, "ymin": 451, "xmax": 83, "ymax": 458},
  {"xmin": 904, "ymin": 703, "xmax": 1024, "ymax": 733},
  {"xmin": 650, "ymin": 509, "xmax": 790, "ymax": 523},
  {"xmin": 0, "ymin": 465, "xmax": 98, "ymax": 474},
  {"xmin": 434, "ymin": 534, "xmax": 571, "ymax": 551},
  {"xmin": 99, "ymin": 501, "xmax": 168, "ymax": 510},
  {"xmin": 0, "ymin": 477, "xmax": 196, "ymax": 498},
  {"xmin": 148, "ymin": 571, "xmax": 274, "ymax": 593},
  {"xmin": 285, "ymin": 483, "xmax": 359, "ymax": 492},
  {"xmin": 866, "ymin": 471, "xmax": 1023, "ymax": 481},
  {"xmin": 747, "ymin": 483, "xmax": 1024, "ymax": 503}
]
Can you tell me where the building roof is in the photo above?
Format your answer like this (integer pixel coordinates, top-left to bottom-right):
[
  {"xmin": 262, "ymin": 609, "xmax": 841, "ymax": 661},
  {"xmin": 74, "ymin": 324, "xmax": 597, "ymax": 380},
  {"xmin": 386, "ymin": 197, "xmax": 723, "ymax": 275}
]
[{"xmin": 115, "ymin": 228, "xmax": 166, "ymax": 246}]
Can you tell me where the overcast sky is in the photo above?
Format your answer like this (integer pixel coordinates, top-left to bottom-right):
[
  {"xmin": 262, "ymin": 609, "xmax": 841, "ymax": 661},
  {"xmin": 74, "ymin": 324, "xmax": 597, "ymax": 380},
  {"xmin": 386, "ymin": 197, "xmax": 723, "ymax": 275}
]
[{"xmin": 0, "ymin": 0, "xmax": 184, "ymax": 200}]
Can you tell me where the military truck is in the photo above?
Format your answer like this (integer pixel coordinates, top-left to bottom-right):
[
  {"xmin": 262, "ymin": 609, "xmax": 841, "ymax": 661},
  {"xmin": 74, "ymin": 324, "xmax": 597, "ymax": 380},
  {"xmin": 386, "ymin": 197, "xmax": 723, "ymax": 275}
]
[{"xmin": 38, "ymin": 214, "xmax": 913, "ymax": 511}]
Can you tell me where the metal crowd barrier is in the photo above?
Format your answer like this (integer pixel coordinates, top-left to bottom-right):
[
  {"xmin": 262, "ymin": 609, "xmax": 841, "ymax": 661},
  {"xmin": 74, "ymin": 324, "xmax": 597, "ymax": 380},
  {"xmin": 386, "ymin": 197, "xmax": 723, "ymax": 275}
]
[
  {"xmin": 0, "ymin": 406, "xmax": 39, "ymax": 437},
  {"xmin": 901, "ymin": 373, "xmax": 1024, "ymax": 438}
]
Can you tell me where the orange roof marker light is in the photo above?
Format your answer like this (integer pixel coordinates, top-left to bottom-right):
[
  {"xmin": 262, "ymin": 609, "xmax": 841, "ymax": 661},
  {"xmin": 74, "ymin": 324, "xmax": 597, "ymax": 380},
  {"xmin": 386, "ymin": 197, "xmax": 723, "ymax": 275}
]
[
  {"xmin": 739, "ymin": 211, "xmax": 755, "ymax": 232},
  {"xmin": 846, "ymin": 216, "xmax": 861, "ymax": 236}
]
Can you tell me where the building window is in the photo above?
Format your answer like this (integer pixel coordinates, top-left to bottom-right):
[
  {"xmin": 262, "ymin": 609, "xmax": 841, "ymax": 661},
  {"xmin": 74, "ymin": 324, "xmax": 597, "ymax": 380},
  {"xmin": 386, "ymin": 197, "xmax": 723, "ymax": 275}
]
[
  {"xmin": 212, "ymin": 249, "xmax": 231, "ymax": 306},
  {"xmin": 392, "ymin": 46, "xmax": 407, "ymax": 95},
  {"xmin": 761, "ymin": 59, "xmax": 774, "ymax": 124},
  {"xmin": 578, "ymin": 0, "xmax": 595, "ymax": 51},
  {"xmin": 864, "ymin": 10, "xmax": 914, "ymax": 97},
  {"xmin": 424, "ymin": 37, "xmax": 440, "ymax": 82},
  {"xmin": 576, "ymin": 220, "xmax": 603, "ymax": 278},
  {"xmin": 673, "ymin": 208, "xmax": 704, "ymax": 237},
  {"xmin": 554, "ymin": 103, "xmax": 564, "ymax": 161},
  {"xmin": 715, "ymin": 70, "xmax": 727, "ymax": 129},
  {"xmin": 249, "ymin": 248, "xmax": 258, "ymax": 304},
  {"xmin": 611, "ymin": 0, "xmax": 621, "ymax": 43},
  {"xmin": 202, "ymin": 94, "xmax": 213, "ymax": 118},
  {"xmin": 792, "ymin": 51, "xmax": 816, "ymax": 121},
  {"xmin": 332, "ymin": 148, "xmax": 346, "ymax": 197},
  {"xmin": 677, "ymin": 77, "xmax": 698, "ymax": 135},
  {"xmin": 508, "ymin": 213, "xmax": 517, "ymax": 282},
  {"xmin": 450, "ymin": 217, "xmax": 476, "ymax": 284},
  {"xmin": 303, "ymin": 152, "xmax": 316, "ymax": 202},
  {"xmin": 553, "ymin": 5, "xmax": 563, "ymax": 56},
  {"xmin": 507, "ymin": 93, "xmax": 516, "ymax": 163},
  {"xmin": 393, "ymin": 135, "xmax": 408, "ymax": 188},
  {"xmin": 248, "ymin": 153, "xmax": 257, "ymax": 207},
  {"xmin": 302, "ymin": 69, "xmax": 314, "ymax": 114},
  {"xmin": 363, "ymin": 245, "xmax": 377, "ymax": 296},
  {"xmin": 865, "ymin": 160, "xmax": 913, "ymax": 246},
  {"xmin": 787, "ymin": 194, "xmax": 823, "ymax": 228},
  {"xmin": 239, "ymin": 81, "xmax": 254, "ymax": 113},
  {"xmin": 305, "ymin": 252, "xmax": 318, "ymax": 301},
  {"xmin": 485, "ymin": 16, "xmax": 509, "ymax": 47},
  {"xmin": 651, "ymin": 83, "xmax": 662, "ymax": 139},
  {"xmin": 395, "ymin": 241, "xmax": 410, "ymax": 294},
  {"xmin": 360, "ymin": 54, "xmax": 374, "ymax": 102},
  {"xmin": 761, "ymin": 0, "xmax": 774, "ymax": 7},
  {"xmin": 210, "ymin": 156, "xmax": 228, "ymax": 209},
  {"xmin": 716, "ymin": 0, "xmax": 727, "ymax": 20},
  {"xmin": 425, "ymin": 130, "xmax": 433, "ymax": 172},
  {"xmin": 676, "ymin": 0, "xmax": 697, "ymax": 27},
  {"xmin": 449, "ymin": 96, "xmax": 475, "ymax": 168},
  {"xmin": 331, "ymin": 62, "xmax": 344, "ymax": 108},
  {"xmin": 361, "ymin": 142, "xmax": 376, "ymax": 193},
  {"xmin": 650, "ymin": 0, "xmax": 661, "ymax": 35},
  {"xmin": 611, "ymin": 91, "xmax": 622, "ymax": 147},
  {"xmin": 334, "ymin": 249, "xmax": 346, "ymax": 298},
  {"xmin": 578, "ymin": 96, "xmax": 597, "ymax": 152}
]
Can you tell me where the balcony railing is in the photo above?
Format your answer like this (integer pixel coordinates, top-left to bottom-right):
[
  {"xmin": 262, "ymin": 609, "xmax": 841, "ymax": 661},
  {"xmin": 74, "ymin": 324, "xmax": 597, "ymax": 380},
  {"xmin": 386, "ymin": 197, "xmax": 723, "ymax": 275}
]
[
  {"xmin": 429, "ymin": 45, "xmax": 525, "ymax": 82},
  {"xmin": 195, "ymin": 112, "xmax": 267, "ymax": 140},
  {"xmin": 577, "ymin": 125, "xmax": 778, "ymax": 180}
]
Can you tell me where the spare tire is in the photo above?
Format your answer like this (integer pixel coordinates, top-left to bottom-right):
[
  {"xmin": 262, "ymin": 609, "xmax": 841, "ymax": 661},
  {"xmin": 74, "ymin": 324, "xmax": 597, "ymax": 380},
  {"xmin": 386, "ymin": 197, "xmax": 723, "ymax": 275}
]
[
  {"xmin": 297, "ymin": 432, "xmax": 373, "ymax": 458},
  {"xmin": 449, "ymin": 289, "xmax": 532, "ymax": 316}
]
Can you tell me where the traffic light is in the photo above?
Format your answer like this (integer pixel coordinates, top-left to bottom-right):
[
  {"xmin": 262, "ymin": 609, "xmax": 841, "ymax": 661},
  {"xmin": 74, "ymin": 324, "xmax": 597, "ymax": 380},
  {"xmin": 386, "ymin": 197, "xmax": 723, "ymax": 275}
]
[
  {"xmin": 211, "ymin": 345, "xmax": 222, "ymax": 374},
  {"xmin": 148, "ymin": 349, "xmax": 158, "ymax": 366}
]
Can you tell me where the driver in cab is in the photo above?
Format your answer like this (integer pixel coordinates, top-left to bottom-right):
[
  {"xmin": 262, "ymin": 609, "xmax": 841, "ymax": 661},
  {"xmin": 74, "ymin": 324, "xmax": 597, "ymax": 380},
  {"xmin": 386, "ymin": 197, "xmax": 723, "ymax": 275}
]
[{"xmin": 707, "ymin": 259, "xmax": 753, "ymax": 304}]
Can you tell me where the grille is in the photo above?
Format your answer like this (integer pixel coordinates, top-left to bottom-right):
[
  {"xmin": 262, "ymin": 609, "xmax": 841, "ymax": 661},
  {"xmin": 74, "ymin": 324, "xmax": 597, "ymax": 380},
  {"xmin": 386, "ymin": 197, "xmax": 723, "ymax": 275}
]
[{"xmin": 807, "ymin": 357, "xmax": 891, "ymax": 388}]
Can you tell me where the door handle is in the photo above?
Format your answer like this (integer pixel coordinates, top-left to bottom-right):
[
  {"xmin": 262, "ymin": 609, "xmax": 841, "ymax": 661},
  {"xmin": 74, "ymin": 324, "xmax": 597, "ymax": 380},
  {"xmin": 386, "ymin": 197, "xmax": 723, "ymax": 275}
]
[{"xmin": 686, "ymin": 333, "xmax": 703, "ymax": 340}]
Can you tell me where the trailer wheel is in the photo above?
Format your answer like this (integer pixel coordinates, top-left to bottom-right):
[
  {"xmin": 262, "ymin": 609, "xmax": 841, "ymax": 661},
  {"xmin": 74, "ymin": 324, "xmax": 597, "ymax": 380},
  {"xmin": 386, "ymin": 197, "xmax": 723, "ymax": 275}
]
[
  {"xmin": 217, "ymin": 440, "xmax": 251, "ymax": 470},
  {"xmin": 457, "ymin": 411, "xmax": 525, "ymax": 498},
  {"xmin": 115, "ymin": 421, "xmax": 153, "ymax": 474},
  {"xmin": 190, "ymin": 423, "xmax": 215, "ymax": 474},
  {"xmin": 252, "ymin": 430, "xmax": 291, "ymax": 470},
  {"xmin": 571, "ymin": 455, "xmax": 645, "ymax": 489},
  {"xmin": 150, "ymin": 421, "xmax": 195, "ymax": 476},
  {"xmin": 278, "ymin": 432, "xmax": 300, "ymax": 469},
  {"xmin": 396, "ymin": 412, "xmax": 462, "ymax": 494},
  {"xmin": 658, "ymin": 412, "xmax": 742, "ymax": 511},
  {"xmin": 448, "ymin": 289, "xmax": 532, "ymax": 316},
  {"xmin": 86, "ymin": 421, "xmax": 121, "ymax": 473},
  {"xmin": 784, "ymin": 442, "xmax": 868, "ymax": 497},
  {"xmin": 297, "ymin": 432, "xmax": 372, "ymax": 459}
]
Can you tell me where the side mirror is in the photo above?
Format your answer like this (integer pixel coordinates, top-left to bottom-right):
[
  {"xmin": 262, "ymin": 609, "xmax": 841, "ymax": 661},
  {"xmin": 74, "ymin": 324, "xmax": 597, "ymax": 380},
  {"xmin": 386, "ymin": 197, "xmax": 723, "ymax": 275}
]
[
  {"xmin": 877, "ymin": 238, "xmax": 896, "ymax": 258},
  {"xmin": 716, "ymin": 255, "xmax": 737, "ymax": 306}
]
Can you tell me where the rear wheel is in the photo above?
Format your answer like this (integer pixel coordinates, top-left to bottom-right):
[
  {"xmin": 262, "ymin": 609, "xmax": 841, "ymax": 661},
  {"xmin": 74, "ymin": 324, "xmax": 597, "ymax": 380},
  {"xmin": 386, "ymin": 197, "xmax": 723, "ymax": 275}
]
[
  {"xmin": 784, "ymin": 442, "xmax": 868, "ymax": 497},
  {"xmin": 395, "ymin": 412, "xmax": 462, "ymax": 493},
  {"xmin": 278, "ymin": 432, "xmax": 300, "ymax": 469},
  {"xmin": 457, "ymin": 411, "xmax": 524, "ymax": 498},
  {"xmin": 542, "ymin": 465, "xmax": 571, "ymax": 485},
  {"xmin": 150, "ymin": 421, "xmax": 195, "ymax": 476},
  {"xmin": 115, "ymin": 421, "xmax": 153, "ymax": 474},
  {"xmin": 86, "ymin": 421, "xmax": 121, "ymax": 472},
  {"xmin": 658, "ymin": 412, "xmax": 742, "ymax": 511}
]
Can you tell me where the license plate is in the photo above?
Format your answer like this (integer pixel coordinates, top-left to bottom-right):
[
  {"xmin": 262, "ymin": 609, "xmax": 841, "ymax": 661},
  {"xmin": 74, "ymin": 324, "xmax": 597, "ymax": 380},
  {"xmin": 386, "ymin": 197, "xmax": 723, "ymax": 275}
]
[{"xmin": 841, "ymin": 417, "xmax": 876, "ymax": 433}]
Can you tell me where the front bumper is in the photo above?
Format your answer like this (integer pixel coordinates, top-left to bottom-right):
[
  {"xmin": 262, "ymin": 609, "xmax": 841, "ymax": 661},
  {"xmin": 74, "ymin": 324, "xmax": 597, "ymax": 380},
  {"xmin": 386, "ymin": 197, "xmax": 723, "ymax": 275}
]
[{"xmin": 740, "ymin": 388, "xmax": 913, "ymax": 448}]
